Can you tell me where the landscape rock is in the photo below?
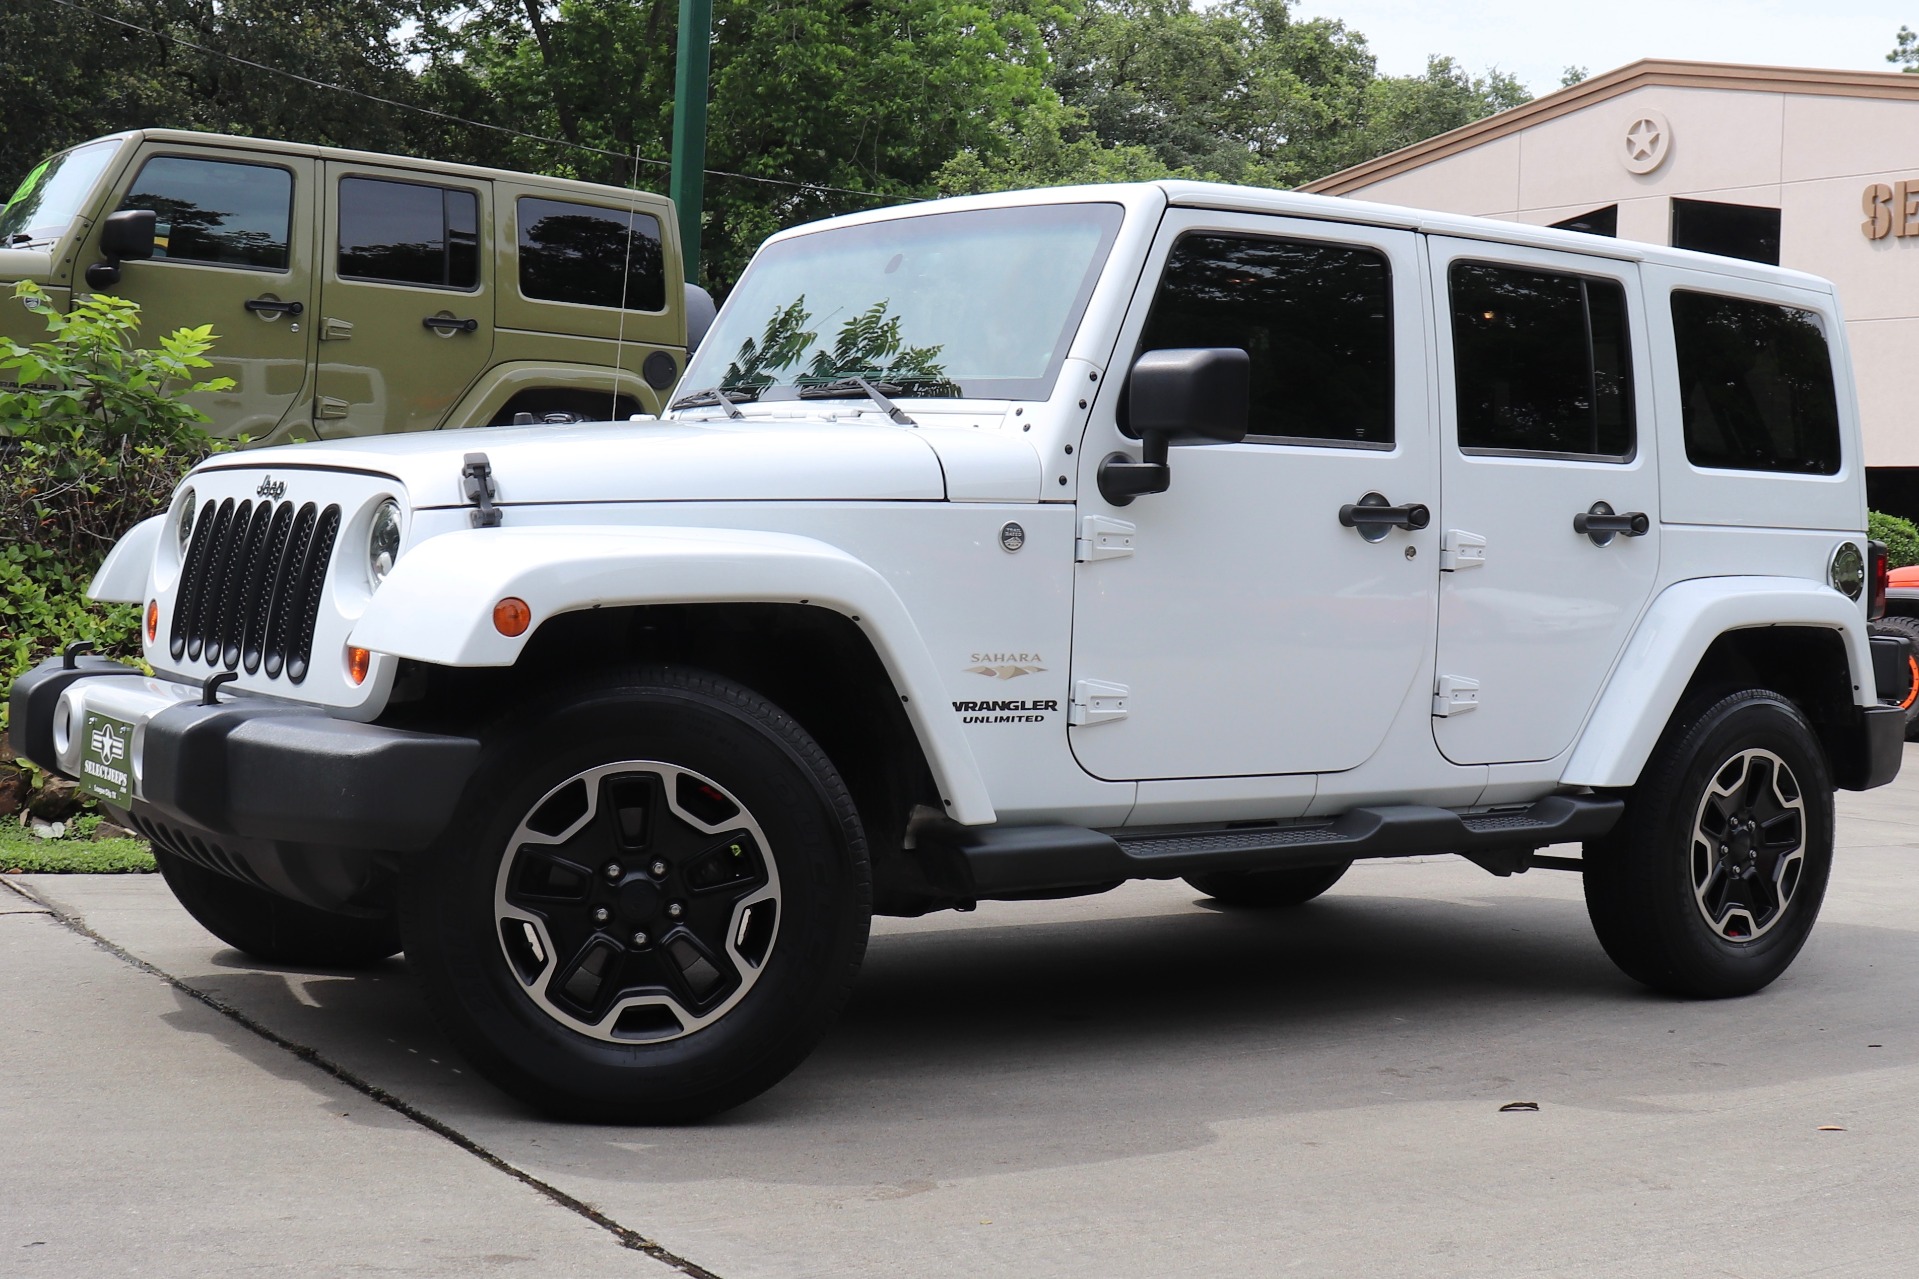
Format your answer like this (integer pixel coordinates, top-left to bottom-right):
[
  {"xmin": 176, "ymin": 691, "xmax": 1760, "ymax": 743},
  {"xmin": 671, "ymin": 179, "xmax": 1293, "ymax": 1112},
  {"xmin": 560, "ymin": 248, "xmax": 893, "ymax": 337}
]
[{"xmin": 26, "ymin": 778, "xmax": 84, "ymax": 823}]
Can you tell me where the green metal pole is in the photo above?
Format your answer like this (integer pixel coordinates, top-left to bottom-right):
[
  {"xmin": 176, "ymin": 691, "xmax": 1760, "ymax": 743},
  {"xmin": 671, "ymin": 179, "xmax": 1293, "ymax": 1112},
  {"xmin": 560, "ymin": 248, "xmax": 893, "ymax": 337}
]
[{"xmin": 669, "ymin": 0, "xmax": 713, "ymax": 286}]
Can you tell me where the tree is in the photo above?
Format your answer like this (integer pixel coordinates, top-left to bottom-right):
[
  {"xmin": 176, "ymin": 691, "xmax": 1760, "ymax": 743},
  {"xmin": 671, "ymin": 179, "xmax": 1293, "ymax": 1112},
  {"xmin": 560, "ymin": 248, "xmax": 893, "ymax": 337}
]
[{"xmin": 1892, "ymin": 25, "xmax": 1919, "ymax": 71}]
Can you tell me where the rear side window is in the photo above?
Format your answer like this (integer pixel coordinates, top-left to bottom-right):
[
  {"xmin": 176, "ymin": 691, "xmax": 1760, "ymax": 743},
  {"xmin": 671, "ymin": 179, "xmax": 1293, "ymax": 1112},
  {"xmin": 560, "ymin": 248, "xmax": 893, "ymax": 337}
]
[
  {"xmin": 121, "ymin": 156, "xmax": 292, "ymax": 271},
  {"xmin": 337, "ymin": 177, "xmax": 479, "ymax": 289},
  {"xmin": 1137, "ymin": 232, "xmax": 1394, "ymax": 446},
  {"xmin": 1671, "ymin": 291, "xmax": 1841, "ymax": 476},
  {"xmin": 517, "ymin": 197, "xmax": 665, "ymax": 311},
  {"xmin": 1449, "ymin": 261, "xmax": 1635, "ymax": 459}
]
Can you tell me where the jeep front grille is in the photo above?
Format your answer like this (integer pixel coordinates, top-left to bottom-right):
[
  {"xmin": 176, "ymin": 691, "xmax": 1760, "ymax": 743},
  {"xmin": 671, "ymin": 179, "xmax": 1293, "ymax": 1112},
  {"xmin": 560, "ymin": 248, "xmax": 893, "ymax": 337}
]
[{"xmin": 169, "ymin": 497, "xmax": 342, "ymax": 684}]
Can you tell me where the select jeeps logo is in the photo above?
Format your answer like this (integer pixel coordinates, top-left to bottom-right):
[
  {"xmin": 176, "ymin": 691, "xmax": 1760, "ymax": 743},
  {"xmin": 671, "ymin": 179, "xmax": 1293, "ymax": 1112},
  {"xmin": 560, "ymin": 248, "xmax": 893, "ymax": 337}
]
[
  {"xmin": 256, "ymin": 475, "xmax": 287, "ymax": 500},
  {"xmin": 965, "ymin": 651, "xmax": 1046, "ymax": 680},
  {"xmin": 89, "ymin": 721, "xmax": 127, "ymax": 765}
]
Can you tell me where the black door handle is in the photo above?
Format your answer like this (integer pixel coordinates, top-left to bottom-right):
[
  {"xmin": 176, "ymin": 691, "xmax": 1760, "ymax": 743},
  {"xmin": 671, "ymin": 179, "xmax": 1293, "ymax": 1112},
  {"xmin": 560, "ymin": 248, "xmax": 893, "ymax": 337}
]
[
  {"xmin": 423, "ymin": 315, "xmax": 479, "ymax": 333},
  {"xmin": 244, "ymin": 297, "xmax": 303, "ymax": 316},
  {"xmin": 1573, "ymin": 502, "xmax": 1649, "ymax": 545},
  {"xmin": 1339, "ymin": 491, "xmax": 1431, "ymax": 542}
]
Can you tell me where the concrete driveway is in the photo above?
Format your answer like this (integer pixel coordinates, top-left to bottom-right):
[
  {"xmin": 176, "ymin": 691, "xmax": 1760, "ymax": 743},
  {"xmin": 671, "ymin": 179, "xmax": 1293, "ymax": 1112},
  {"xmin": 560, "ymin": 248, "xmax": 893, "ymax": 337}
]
[{"xmin": 8, "ymin": 750, "xmax": 1919, "ymax": 1278}]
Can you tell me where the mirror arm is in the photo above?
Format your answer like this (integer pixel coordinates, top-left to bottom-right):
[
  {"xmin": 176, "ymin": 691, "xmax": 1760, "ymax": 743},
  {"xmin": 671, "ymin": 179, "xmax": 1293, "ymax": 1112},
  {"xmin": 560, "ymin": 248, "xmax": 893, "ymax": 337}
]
[{"xmin": 1096, "ymin": 431, "xmax": 1172, "ymax": 506}]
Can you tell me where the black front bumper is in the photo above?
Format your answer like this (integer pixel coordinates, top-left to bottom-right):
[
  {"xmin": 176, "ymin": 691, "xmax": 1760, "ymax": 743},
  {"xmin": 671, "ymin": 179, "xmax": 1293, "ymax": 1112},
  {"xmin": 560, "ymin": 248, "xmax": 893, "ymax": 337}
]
[{"xmin": 10, "ymin": 657, "xmax": 479, "ymax": 911}]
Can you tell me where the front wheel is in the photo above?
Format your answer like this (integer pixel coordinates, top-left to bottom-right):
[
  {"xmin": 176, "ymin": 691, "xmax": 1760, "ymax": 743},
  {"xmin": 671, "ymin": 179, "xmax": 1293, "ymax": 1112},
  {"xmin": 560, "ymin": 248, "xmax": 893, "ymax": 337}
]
[
  {"xmin": 401, "ymin": 667, "xmax": 871, "ymax": 1123},
  {"xmin": 1583, "ymin": 689, "xmax": 1833, "ymax": 998}
]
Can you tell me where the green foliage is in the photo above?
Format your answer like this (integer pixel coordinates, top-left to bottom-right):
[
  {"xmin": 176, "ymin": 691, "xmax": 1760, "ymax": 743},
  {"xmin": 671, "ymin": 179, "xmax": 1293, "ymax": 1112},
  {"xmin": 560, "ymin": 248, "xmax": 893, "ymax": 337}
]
[
  {"xmin": 3, "ymin": 0, "xmax": 1533, "ymax": 294},
  {"xmin": 1871, "ymin": 510, "xmax": 1919, "ymax": 568},
  {"xmin": 0, "ymin": 823, "xmax": 155, "ymax": 874},
  {"xmin": 0, "ymin": 283, "xmax": 229, "ymax": 731},
  {"xmin": 1892, "ymin": 26, "xmax": 1919, "ymax": 72}
]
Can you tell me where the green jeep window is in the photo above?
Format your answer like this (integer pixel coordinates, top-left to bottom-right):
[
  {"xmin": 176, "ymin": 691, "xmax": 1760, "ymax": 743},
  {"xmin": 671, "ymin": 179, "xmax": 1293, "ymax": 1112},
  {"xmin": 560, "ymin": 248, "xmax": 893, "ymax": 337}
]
[
  {"xmin": 517, "ymin": 197, "xmax": 664, "ymax": 311},
  {"xmin": 338, "ymin": 177, "xmax": 480, "ymax": 289},
  {"xmin": 121, "ymin": 156, "xmax": 292, "ymax": 271}
]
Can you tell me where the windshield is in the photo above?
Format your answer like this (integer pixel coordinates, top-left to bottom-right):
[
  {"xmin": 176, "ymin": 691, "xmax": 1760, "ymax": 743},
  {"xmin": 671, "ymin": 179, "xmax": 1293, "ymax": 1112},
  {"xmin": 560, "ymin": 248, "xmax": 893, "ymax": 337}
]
[
  {"xmin": 0, "ymin": 139, "xmax": 120, "ymax": 247},
  {"xmin": 681, "ymin": 202, "xmax": 1126, "ymax": 403}
]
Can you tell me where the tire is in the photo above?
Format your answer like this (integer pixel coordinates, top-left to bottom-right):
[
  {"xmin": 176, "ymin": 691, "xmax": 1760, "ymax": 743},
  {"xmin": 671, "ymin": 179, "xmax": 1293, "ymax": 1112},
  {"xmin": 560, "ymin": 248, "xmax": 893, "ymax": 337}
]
[
  {"xmin": 154, "ymin": 848, "xmax": 402, "ymax": 968},
  {"xmin": 1583, "ymin": 688, "xmax": 1833, "ymax": 998},
  {"xmin": 1869, "ymin": 615, "xmax": 1919, "ymax": 740},
  {"xmin": 1185, "ymin": 861, "xmax": 1352, "ymax": 908},
  {"xmin": 400, "ymin": 666, "xmax": 871, "ymax": 1123}
]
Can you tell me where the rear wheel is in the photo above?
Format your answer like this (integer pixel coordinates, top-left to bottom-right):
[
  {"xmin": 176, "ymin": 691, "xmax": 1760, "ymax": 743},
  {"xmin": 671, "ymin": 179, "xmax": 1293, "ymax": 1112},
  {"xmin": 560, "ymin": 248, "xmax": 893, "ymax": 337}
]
[
  {"xmin": 1869, "ymin": 615, "xmax": 1919, "ymax": 740},
  {"xmin": 154, "ymin": 849, "xmax": 401, "ymax": 968},
  {"xmin": 1583, "ymin": 689, "xmax": 1832, "ymax": 998},
  {"xmin": 401, "ymin": 666, "xmax": 870, "ymax": 1122},
  {"xmin": 1185, "ymin": 861, "xmax": 1351, "ymax": 908}
]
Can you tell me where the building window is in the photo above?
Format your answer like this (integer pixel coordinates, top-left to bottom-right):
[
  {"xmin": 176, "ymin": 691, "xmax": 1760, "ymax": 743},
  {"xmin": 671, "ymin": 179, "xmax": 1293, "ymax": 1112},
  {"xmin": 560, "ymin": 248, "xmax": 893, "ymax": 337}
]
[
  {"xmin": 1671, "ymin": 290, "xmax": 1839, "ymax": 475},
  {"xmin": 517, "ymin": 197, "xmax": 665, "ymax": 311},
  {"xmin": 1135, "ymin": 232, "xmax": 1394, "ymax": 446},
  {"xmin": 337, "ymin": 177, "xmax": 479, "ymax": 289},
  {"xmin": 1670, "ymin": 198, "xmax": 1781, "ymax": 266},
  {"xmin": 1448, "ymin": 261, "xmax": 1635, "ymax": 460},
  {"xmin": 1551, "ymin": 206, "xmax": 1618, "ymax": 237}
]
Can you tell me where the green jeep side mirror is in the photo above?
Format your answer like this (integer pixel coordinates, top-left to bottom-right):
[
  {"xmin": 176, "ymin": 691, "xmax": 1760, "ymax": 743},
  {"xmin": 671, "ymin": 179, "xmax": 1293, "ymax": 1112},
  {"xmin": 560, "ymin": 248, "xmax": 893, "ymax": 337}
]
[{"xmin": 86, "ymin": 209, "xmax": 157, "ymax": 291}]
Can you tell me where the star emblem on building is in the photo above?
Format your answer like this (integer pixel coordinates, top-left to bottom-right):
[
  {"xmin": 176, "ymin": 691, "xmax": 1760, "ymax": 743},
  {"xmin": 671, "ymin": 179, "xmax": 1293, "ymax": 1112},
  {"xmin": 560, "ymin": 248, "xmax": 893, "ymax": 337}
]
[{"xmin": 1626, "ymin": 118, "xmax": 1661, "ymax": 161}]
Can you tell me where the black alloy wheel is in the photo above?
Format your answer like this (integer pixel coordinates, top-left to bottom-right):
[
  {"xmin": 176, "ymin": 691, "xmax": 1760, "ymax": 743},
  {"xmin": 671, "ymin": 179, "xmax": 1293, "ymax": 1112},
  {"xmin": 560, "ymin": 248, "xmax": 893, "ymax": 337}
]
[
  {"xmin": 1869, "ymin": 615, "xmax": 1919, "ymax": 740},
  {"xmin": 1583, "ymin": 688, "xmax": 1833, "ymax": 998},
  {"xmin": 402, "ymin": 666, "xmax": 870, "ymax": 1122}
]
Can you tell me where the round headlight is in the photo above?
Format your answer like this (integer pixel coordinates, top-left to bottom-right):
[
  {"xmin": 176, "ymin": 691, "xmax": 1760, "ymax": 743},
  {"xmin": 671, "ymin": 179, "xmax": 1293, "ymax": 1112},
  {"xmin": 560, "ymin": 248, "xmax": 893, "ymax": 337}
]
[
  {"xmin": 1831, "ymin": 542, "xmax": 1865, "ymax": 600},
  {"xmin": 176, "ymin": 487, "xmax": 196, "ymax": 555},
  {"xmin": 368, "ymin": 500, "xmax": 402, "ymax": 588}
]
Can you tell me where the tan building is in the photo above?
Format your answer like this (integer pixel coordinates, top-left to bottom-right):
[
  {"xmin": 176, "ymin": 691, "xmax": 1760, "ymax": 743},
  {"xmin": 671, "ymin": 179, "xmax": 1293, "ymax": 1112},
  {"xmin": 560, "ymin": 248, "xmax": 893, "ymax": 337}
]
[{"xmin": 1303, "ymin": 59, "xmax": 1919, "ymax": 513}]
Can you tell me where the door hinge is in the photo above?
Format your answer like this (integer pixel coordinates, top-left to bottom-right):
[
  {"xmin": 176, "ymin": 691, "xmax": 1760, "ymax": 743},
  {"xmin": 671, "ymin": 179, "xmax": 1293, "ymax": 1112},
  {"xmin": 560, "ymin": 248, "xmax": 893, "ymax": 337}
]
[
  {"xmin": 1440, "ymin": 530, "xmax": 1486, "ymax": 572},
  {"xmin": 1070, "ymin": 679, "xmax": 1130, "ymax": 726},
  {"xmin": 1076, "ymin": 515, "xmax": 1136, "ymax": 563},
  {"xmin": 315, "ymin": 396, "xmax": 350, "ymax": 419},
  {"xmin": 319, "ymin": 316, "xmax": 354, "ymax": 341},
  {"xmin": 1433, "ymin": 674, "xmax": 1480, "ymax": 717}
]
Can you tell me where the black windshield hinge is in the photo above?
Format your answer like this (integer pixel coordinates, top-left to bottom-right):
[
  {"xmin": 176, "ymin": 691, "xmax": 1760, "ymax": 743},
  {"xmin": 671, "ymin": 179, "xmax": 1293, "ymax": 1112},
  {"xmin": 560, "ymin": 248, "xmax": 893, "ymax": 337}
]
[{"xmin": 462, "ymin": 452, "xmax": 501, "ymax": 528}]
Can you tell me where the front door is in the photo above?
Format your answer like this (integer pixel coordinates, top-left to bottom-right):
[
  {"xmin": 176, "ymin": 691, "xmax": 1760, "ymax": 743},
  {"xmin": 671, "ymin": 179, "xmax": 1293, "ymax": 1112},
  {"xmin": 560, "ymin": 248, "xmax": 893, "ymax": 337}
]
[
  {"xmin": 1069, "ymin": 211, "xmax": 1437, "ymax": 781},
  {"xmin": 93, "ymin": 145, "xmax": 318, "ymax": 440},
  {"xmin": 312, "ymin": 163, "xmax": 495, "ymax": 438},
  {"xmin": 1426, "ymin": 237, "xmax": 1661, "ymax": 765}
]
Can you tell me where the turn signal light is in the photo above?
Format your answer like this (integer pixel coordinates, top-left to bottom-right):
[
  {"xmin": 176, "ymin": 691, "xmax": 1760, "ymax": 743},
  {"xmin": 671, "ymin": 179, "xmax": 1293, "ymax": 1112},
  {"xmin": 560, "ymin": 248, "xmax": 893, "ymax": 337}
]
[
  {"xmin": 346, "ymin": 646, "xmax": 371, "ymax": 685},
  {"xmin": 493, "ymin": 597, "xmax": 532, "ymax": 637},
  {"xmin": 145, "ymin": 599, "xmax": 159, "ymax": 643},
  {"xmin": 1869, "ymin": 539, "xmax": 1889, "ymax": 619}
]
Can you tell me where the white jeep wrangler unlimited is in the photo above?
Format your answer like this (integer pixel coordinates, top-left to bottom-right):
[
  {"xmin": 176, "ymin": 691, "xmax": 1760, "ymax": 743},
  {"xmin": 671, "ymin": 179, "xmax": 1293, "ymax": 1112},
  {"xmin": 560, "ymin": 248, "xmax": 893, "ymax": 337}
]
[{"xmin": 13, "ymin": 182, "xmax": 1909, "ymax": 1121}]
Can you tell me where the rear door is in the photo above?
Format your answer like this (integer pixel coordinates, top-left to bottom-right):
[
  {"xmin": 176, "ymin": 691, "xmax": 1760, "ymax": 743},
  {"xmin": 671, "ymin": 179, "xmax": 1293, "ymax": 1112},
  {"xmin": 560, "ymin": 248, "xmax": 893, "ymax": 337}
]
[
  {"xmin": 91, "ymin": 144, "xmax": 318, "ymax": 440},
  {"xmin": 1426, "ymin": 238, "xmax": 1661, "ymax": 765},
  {"xmin": 312, "ymin": 163, "xmax": 494, "ymax": 437}
]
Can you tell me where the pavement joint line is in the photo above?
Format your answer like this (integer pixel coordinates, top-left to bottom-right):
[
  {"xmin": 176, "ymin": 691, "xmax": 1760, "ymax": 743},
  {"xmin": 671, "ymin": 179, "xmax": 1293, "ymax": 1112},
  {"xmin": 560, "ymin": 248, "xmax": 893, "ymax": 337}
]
[{"xmin": 2, "ymin": 876, "xmax": 723, "ymax": 1279}]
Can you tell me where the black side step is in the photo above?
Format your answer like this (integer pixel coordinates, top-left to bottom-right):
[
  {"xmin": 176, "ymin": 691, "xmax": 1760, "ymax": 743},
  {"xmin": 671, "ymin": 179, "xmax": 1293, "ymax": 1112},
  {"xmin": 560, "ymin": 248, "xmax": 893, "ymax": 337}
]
[{"xmin": 921, "ymin": 794, "xmax": 1622, "ymax": 901}]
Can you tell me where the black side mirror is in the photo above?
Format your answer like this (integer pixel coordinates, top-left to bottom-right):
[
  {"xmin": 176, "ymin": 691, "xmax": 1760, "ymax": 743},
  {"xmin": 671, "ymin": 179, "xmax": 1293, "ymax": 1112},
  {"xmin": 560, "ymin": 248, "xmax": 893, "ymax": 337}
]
[
  {"xmin": 1098, "ymin": 347, "xmax": 1250, "ymax": 505},
  {"xmin": 85, "ymin": 209, "xmax": 157, "ymax": 291}
]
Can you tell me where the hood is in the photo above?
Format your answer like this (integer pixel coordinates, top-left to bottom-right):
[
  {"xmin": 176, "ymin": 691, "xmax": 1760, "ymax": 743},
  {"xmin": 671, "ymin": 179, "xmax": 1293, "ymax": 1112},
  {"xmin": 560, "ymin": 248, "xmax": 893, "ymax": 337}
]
[
  {"xmin": 0, "ymin": 247, "xmax": 54, "ymax": 281},
  {"xmin": 194, "ymin": 414, "xmax": 1046, "ymax": 506}
]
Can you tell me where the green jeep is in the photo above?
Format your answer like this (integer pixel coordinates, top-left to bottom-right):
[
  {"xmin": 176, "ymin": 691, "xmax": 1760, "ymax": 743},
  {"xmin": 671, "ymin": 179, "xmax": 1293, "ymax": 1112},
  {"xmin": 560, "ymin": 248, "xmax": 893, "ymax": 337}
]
[{"xmin": 0, "ymin": 129, "xmax": 711, "ymax": 444}]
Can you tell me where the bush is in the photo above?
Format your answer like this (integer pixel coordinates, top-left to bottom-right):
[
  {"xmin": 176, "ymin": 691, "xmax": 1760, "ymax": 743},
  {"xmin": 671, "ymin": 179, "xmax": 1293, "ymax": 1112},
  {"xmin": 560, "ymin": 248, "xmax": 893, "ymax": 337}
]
[
  {"xmin": 0, "ymin": 282, "xmax": 231, "ymax": 736},
  {"xmin": 1871, "ymin": 510, "xmax": 1919, "ymax": 570}
]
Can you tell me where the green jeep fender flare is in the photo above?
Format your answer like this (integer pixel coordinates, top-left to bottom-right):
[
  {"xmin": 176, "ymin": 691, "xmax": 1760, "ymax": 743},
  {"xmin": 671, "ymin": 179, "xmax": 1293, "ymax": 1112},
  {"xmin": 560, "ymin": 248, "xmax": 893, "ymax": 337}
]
[{"xmin": 443, "ymin": 357, "xmax": 680, "ymax": 426}]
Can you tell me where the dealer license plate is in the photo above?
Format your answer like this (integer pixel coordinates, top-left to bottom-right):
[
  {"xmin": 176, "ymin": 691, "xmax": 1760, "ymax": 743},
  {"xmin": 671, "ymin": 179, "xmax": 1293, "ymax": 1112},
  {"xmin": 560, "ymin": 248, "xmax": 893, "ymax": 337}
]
[{"xmin": 78, "ymin": 712, "xmax": 136, "ymax": 807}]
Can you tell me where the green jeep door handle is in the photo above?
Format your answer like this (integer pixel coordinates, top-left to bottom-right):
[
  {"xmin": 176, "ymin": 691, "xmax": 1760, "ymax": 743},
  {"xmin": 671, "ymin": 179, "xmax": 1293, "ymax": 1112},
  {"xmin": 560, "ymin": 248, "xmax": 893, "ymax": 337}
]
[
  {"xmin": 423, "ymin": 315, "xmax": 480, "ymax": 334},
  {"xmin": 244, "ymin": 298, "xmax": 303, "ymax": 316}
]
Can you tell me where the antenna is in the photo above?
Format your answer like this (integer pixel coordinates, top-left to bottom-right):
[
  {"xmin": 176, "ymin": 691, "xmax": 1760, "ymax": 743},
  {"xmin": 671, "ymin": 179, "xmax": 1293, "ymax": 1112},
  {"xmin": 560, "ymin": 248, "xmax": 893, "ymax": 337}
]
[{"xmin": 610, "ymin": 143, "xmax": 640, "ymax": 423}]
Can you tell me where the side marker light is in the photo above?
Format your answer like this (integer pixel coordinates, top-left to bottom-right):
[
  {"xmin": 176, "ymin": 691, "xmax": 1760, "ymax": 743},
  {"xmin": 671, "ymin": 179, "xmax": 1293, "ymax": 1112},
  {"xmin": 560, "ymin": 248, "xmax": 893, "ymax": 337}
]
[
  {"xmin": 493, "ymin": 597, "xmax": 532, "ymax": 637},
  {"xmin": 346, "ymin": 646, "xmax": 371, "ymax": 685},
  {"xmin": 146, "ymin": 600, "xmax": 159, "ymax": 643}
]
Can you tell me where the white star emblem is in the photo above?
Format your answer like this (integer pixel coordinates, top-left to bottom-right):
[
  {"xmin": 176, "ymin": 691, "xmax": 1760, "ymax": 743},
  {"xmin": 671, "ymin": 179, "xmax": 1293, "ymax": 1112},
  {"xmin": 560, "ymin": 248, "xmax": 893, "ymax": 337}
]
[{"xmin": 1626, "ymin": 119, "xmax": 1661, "ymax": 161}]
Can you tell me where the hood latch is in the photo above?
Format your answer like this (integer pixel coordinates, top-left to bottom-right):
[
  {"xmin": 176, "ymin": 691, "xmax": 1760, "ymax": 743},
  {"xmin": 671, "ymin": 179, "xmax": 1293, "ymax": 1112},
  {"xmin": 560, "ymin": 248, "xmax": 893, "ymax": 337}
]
[{"xmin": 462, "ymin": 452, "xmax": 502, "ymax": 528}]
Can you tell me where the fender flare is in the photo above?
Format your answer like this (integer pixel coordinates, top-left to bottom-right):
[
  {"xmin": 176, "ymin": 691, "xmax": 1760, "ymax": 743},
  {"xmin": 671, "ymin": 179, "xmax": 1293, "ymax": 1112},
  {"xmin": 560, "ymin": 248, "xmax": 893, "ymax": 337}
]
[
  {"xmin": 444, "ymin": 358, "xmax": 680, "ymax": 427},
  {"xmin": 349, "ymin": 524, "xmax": 995, "ymax": 824},
  {"xmin": 1561, "ymin": 576, "xmax": 1874, "ymax": 789},
  {"xmin": 87, "ymin": 514, "xmax": 163, "ymax": 604}
]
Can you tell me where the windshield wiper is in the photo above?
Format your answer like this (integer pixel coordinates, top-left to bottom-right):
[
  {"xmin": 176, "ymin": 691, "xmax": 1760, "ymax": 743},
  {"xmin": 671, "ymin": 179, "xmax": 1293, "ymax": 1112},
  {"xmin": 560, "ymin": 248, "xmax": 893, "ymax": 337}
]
[
  {"xmin": 796, "ymin": 376, "xmax": 916, "ymax": 425},
  {"xmin": 669, "ymin": 384, "xmax": 758, "ymax": 418}
]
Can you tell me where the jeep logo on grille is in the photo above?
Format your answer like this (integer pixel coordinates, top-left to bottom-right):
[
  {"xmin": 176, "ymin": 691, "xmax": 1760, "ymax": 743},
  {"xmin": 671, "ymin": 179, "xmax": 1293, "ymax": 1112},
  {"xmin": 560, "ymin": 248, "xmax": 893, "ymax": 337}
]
[{"xmin": 256, "ymin": 476, "xmax": 287, "ymax": 500}]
